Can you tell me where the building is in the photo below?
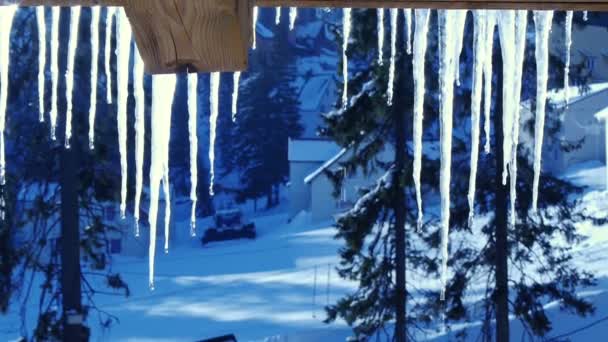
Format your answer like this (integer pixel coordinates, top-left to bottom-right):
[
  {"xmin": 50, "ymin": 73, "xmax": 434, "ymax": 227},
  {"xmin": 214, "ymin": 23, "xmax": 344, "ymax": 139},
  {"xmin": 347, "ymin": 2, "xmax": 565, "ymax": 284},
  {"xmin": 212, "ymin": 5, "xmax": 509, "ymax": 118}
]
[
  {"xmin": 288, "ymin": 139, "xmax": 392, "ymax": 223},
  {"xmin": 288, "ymin": 138, "xmax": 341, "ymax": 220},
  {"xmin": 520, "ymin": 82, "xmax": 608, "ymax": 175}
]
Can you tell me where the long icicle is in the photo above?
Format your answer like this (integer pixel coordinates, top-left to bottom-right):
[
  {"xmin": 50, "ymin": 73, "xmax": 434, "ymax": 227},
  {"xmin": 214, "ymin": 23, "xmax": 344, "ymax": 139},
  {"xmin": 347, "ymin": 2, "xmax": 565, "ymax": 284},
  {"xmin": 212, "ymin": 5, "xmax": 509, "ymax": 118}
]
[
  {"xmin": 404, "ymin": 9, "xmax": 412, "ymax": 55},
  {"xmin": 149, "ymin": 74, "xmax": 177, "ymax": 290},
  {"xmin": 497, "ymin": 11, "xmax": 516, "ymax": 186},
  {"xmin": 483, "ymin": 11, "xmax": 496, "ymax": 154},
  {"xmin": 509, "ymin": 10, "xmax": 528, "ymax": 226},
  {"xmin": 133, "ymin": 47, "xmax": 145, "ymax": 237},
  {"xmin": 65, "ymin": 6, "xmax": 81, "ymax": 149},
  {"xmin": 453, "ymin": 10, "xmax": 468, "ymax": 86},
  {"xmin": 276, "ymin": 7, "xmax": 281, "ymax": 25},
  {"xmin": 387, "ymin": 8, "xmax": 398, "ymax": 106},
  {"xmin": 50, "ymin": 6, "xmax": 60, "ymax": 140},
  {"xmin": 162, "ymin": 124, "xmax": 171, "ymax": 254},
  {"xmin": 564, "ymin": 11, "xmax": 573, "ymax": 106},
  {"xmin": 188, "ymin": 73, "xmax": 198, "ymax": 236},
  {"xmin": 438, "ymin": 10, "xmax": 458, "ymax": 301},
  {"xmin": 88, "ymin": 6, "xmax": 101, "ymax": 150},
  {"xmin": 36, "ymin": 7, "xmax": 46, "ymax": 123},
  {"xmin": 252, "ymin": 6, "xmax": 258, "ymax": 50},
  {"xmin": 116, "ymin": 8, "xmax": 131, "ymax": 219},
  {"xmin": 377, "ymin": 9, "xmax": 385, "ymax": 65},
  {"xmin": 532, "ymin": 11, "xmax": 554, "ymax": 212},
  {"xmin": 232, "ymin": 72, "xmax": 241, "ymax": 121},
  {"xmin": 289, "ymin": 7, "xmax": 297, "ymax": 31},
  {"xmin": 412, "ymin": 9, "xmax": 430, "ymax": 231},
  {"xmin": 342, "ymin": 8, "xmax": 352, "ymax": 108},
  {"xmin": 105, "ymin": 7, "xmax": 116, "ymax": 104},
  {"xmin": 209, "ymin": 72, "xmax": 220, "ymax": 196},
  {"xmin": 467, "ymin": 10, "xmax": 487, "ymax": 227},
  {"xmin": 0, "ymin": 5, "xmax": 17, "ymax": 186}
]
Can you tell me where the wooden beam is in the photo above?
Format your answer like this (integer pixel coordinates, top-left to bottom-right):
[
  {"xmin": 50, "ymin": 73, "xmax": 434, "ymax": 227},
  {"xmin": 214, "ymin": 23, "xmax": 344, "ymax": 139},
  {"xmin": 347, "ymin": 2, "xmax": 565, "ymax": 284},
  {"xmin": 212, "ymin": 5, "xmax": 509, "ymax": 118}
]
[
  {"xmin": 124, "ymin": 0, "xmax": 250, "ymax": 74},
  {"xmin": 256, "ymin": 0, "xmax": 608, "ymax": 10}
]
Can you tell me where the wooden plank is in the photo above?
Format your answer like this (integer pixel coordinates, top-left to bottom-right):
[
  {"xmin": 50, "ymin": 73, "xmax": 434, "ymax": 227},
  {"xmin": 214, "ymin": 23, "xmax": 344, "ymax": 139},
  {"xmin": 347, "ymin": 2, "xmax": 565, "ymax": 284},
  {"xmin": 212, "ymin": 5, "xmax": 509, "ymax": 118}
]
[{"xmin": 124, "ymin": 0, "xmax": 250, "ymax": 74}]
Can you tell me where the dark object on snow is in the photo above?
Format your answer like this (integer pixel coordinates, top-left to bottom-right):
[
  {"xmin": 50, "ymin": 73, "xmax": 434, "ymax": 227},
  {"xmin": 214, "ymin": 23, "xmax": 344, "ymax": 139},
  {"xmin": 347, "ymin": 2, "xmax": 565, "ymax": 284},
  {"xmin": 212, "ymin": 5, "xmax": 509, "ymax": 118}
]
[
  {"xmin": 196, "ymin": 334, "xmax": 238, "ymax": 342},
  {"xmin": 201, "ymin": 209, "xmax": 256, "ymax": 245}
]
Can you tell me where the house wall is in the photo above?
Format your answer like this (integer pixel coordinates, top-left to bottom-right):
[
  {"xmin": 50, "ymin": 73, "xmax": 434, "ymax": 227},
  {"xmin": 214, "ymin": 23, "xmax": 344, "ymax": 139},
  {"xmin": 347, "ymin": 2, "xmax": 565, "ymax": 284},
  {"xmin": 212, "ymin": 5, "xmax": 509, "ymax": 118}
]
[
  {"xmin": 310, "ymin": 168, "xmax": 383, "ymax": 223},
  {"xmin": 289, "ymin": 161, "xmax": 322, "ymax": 220},
  {"xmin": 546, "ymin": 93, "xmax": 608, "ymax": 174}
]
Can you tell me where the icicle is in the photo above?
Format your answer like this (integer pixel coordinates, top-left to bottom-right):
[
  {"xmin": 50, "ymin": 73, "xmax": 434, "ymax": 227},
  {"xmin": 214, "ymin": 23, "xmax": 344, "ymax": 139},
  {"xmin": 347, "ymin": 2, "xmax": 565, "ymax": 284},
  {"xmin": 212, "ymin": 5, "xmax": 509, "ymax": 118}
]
[
  {"xmin": 453, "ymin": 11, "xmax": 468, "ymax": 86},
  {"xmin": 276, "ymin": 7, "xmax": 281, "ymax": 25},
  {"xmin": 377, "ymin": 9, "xmax": 385, "ymax": 65},
  {"xmin": 342, "ymin": 8, "xmax": 352, "ymax": 108},
  {"xmin": 412, "ymin": 9, "xmax": 430, "ymax": 231},
  {"xmin": 64, "ymin": 6, "xmax": 81, "ymax": 149},
  {"xmin": 467, "ymin": 10, "xmax": 487, "ymax": 227},
  {"xmin": 116, "ymin": 8, "xmax": 132, "ymax": 219},
  {"xmin": 149, "ymin": 74, "xmax": 177, "ymax": 290},
  {"xmin": 564, "ymin": 11, "xmax": 573, "ymax": 106},
  {"xmin": 209, "ymin": 72, "xmax": 220, "ymax": 196},
  {"xmin": 0, "ymin": 5, "xmax": 17, "ymax": 186},
  {"xmin": 387, "ymin": 9, "xmax": 398, "ymax": 106},
  {"xmin": 88, "ymin": 6, "xmax": 101, "ymax": 150},
  {"xmin": 497, "ymin": 11, "xmax": 516, "ymax": 186},
  {"xmin": 509, "ymin": 10, "xmax": 528, "ymax": 226},
  {"xmin": 188, "ymin": 73, "xmax": 198, "ymax": 237},
  {"xmin": 36, "ymin": 7, "xmax": 46, "ymax": 123},
  {"xmin": 105, "ymin": 7, "xmax": 116, "ymax": 104},
  {"xmin": 289, "ymin": 7, "xmax": 297, "ymax": 31},
  {"xmin": 404, "ymin": 9, "xmax": 412, "ymax": 55},
  {"xmin": 232, "ymin": 72, "xmax": 241, "ymax": 121},
  {"xmin": 50, "ymin": 7, "xmax": 60, "ymax": 141},
  {"xmin": 162, "ymin": 168, "xmax": 171, "ymax": 254},
  {"xmin": 133, "ymin": 47, "xmax": 145, "ymax": 237},
  {"xmin": 583, "ymin": 11, "xmax": 588, "ymax": 21},
  {"xmin": 483, "ymin": 11, "xmax": 496, "ymax": 154},
  {"xmin": 532, "ymin": 11, "xmax": 554, "ymax": 212},
  {"xmin": 438, "ymin": 10, "xmax": 458, "ymax": 301},
  {"xmin": 252, "ymin": 6, "xmax": 258, "ymax": 50}
]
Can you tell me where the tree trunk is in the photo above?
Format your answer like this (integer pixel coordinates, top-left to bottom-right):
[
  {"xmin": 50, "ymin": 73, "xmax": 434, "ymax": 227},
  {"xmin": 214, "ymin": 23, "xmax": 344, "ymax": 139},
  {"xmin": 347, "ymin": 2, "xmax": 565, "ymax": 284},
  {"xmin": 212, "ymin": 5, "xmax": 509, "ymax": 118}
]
[
  {"xmin": 392, "ymin": 10, "xmax": 408, "ymax": 342},
  {"xmin": 493, "ymin": 47, "xmax": 510, "ymax": 342},
  {"xmin": 60, "ymin": 144, "xmax": 85, "ymax": 341}
]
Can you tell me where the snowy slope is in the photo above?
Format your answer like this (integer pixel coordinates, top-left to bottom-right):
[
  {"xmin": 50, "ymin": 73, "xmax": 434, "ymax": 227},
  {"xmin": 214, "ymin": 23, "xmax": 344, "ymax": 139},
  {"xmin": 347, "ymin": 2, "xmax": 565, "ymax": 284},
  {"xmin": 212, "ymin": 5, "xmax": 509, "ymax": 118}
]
[{"xmin": 1, "ymin": 164, "xmax": 607, "ymax": 342}]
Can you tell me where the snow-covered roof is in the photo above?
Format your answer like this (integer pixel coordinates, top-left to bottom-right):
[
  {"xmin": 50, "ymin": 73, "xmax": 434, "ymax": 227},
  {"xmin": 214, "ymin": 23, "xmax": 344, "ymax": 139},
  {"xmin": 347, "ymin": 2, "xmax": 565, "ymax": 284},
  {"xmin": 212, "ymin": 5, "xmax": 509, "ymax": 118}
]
[
  {"xmin": 304, "ymin": 148, "xmax": 348, "ymax": 184},
  {"xmin": 288, "ymin": 139, "xmax": 341, "ymax": 163},
  {"xmin": 544, "ymin": 83, "xmax": 608, "ymax": 109},
  {"xmin": 596, "ymin": 107, "xmax": 608, "ymax": 120}
]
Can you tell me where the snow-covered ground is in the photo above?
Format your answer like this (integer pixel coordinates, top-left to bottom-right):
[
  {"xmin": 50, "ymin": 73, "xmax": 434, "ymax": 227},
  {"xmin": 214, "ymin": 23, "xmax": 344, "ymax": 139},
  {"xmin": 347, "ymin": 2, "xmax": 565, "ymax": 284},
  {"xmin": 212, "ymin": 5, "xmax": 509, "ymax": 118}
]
[{"xmin": 1, "ymin": 163, "xmax": 606, "ymax": 342}]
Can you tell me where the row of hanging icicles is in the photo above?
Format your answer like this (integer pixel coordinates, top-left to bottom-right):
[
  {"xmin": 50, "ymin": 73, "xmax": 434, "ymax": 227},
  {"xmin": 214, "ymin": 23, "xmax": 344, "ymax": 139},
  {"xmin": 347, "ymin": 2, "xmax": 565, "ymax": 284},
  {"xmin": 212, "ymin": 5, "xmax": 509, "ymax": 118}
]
[{"xmin": 0, "ymin": 6, "xmax": 588, "ymax": 292}]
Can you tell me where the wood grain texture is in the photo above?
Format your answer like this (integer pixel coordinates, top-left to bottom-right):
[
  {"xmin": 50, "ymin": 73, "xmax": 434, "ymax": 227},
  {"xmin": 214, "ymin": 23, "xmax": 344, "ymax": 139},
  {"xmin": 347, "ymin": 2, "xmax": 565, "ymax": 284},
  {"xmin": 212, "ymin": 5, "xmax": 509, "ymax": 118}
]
[{"xmin": 124, "ymin": 0, "xmax": 250, "ymax": 74}]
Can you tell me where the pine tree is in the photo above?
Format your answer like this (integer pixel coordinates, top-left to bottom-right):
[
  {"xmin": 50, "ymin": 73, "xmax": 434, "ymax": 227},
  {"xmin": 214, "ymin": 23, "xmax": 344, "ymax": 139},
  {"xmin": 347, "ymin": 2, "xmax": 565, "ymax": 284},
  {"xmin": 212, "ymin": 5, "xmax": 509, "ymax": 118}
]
[
  {"xmin": 0, "ymin": 8, "xmax": 129, "ymax": 340},
  {"xmin": 221, "ymin": 12, "xmax": 302, "ymax": 209},
  {"xmin": 410, "ymin": 12, "xmax": 607, "ymax": 341},
  {"xmin": 322, "ymin": 9, "xmax": 434, "ymax": 341},
  {"xmin": 322, "ymin": 9, "xmax": 605, "ymax": 342}
]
